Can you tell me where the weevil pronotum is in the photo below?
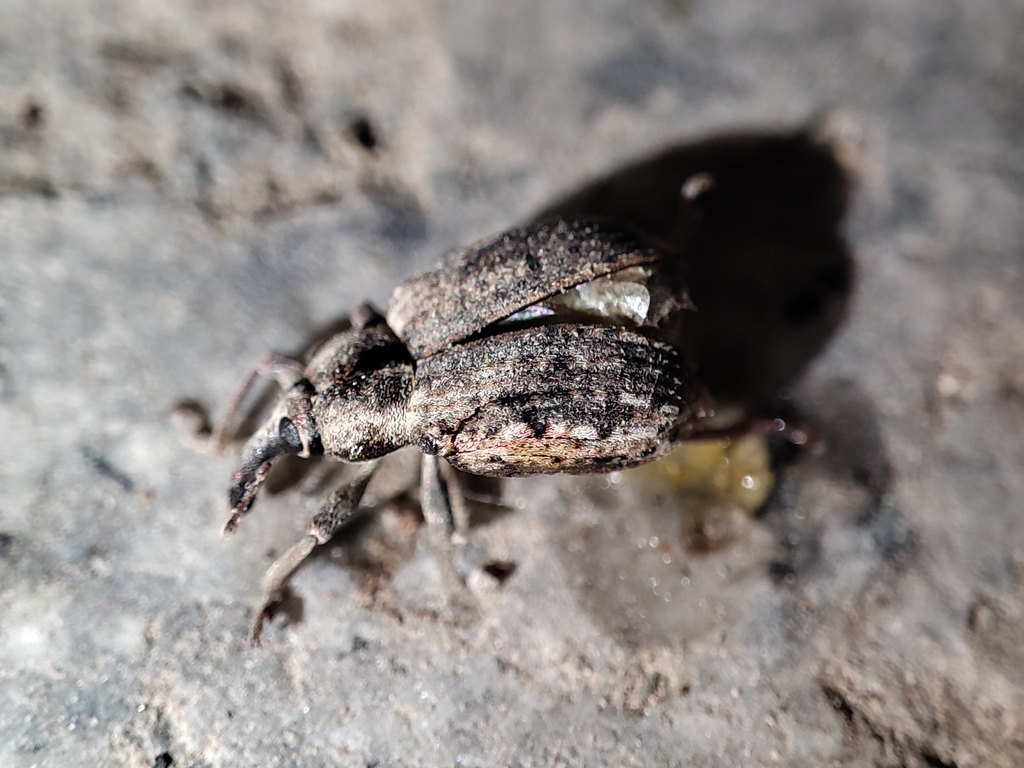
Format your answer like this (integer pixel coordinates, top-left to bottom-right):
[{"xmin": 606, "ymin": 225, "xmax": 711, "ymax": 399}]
[{"xmin": 218, "ymin": 217, "xmax": 736, "ymax": 643}]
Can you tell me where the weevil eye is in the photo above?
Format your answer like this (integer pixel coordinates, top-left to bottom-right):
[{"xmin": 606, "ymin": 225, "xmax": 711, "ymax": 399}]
[{"xmin": 278, "ymin": 417, "xmax": 302, "ymax": 451}]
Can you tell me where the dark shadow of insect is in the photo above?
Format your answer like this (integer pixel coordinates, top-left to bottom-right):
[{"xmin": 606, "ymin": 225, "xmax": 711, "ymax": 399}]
[
  {"xmin": 198, "ymin": 122, "xmax": 856, "ymax": 645},
  {"xmin": 537, "ymin": 124, "xmax": 854, "ymax": 416}
]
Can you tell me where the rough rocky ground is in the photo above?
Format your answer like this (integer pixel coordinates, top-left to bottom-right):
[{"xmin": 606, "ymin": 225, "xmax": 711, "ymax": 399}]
[{"xmin": 2, "ymin": 0, "xmax": 1023, "ymax": 766}]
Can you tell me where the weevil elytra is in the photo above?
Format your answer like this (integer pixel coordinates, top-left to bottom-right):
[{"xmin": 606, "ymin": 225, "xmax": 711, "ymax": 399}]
[{"xmin": 218, "ymin": 218, "xmax": 720, "ymax": 643}]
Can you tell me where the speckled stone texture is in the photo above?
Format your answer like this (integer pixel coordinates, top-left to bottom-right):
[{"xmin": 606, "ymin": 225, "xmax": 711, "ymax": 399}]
[{"xmin": 2, "ymin": 1, "xmax": 1023, "ymax": 766}]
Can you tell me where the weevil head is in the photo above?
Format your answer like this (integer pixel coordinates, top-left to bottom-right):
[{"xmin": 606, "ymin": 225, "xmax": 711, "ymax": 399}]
[
  {"xmin": 224, "ymin": 306, "xmax": 415, "ymax": 533},
  {"xmin": 226, "ymin": 381, "xmax": 320, "ymax": 533}
]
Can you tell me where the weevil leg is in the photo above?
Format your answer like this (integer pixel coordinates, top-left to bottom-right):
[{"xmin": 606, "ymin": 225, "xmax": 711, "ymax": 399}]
[
  {"xmin": 438, "ymin": 460, "xmax": 471, "ymax": 537},
  {"xmin": 212, "ymin": 352, "xmax": 306, "ymax": 453},
  {"xmin": 419, "ymin": 454, "xmax": 455, "ymax": 533},
  {"xmin": 420, "ymin": 455, "xmax": 479, "ymax": 594},
  {"xmin": 250, "ymin": 459, "xmax": 381, "ymax": 646}
]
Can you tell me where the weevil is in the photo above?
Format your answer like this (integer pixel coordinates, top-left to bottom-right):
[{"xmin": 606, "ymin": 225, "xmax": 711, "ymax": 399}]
[{"xmin": 218, "ymin": 218, "xmax": 719, "ymax": 643}]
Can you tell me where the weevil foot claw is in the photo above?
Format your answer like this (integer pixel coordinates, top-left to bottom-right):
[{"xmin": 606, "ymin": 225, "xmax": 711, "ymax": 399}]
[{"xmin": 249, "ymin": 590, "xmax": 285, "ymax": 647}]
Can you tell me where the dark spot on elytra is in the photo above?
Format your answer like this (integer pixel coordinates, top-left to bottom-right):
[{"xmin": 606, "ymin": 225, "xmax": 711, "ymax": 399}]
[
  {"xmin": 523, "ymin": 248, "xmax": 541, "ymax": 271},
  {"xmin": 152, "ymin": 752, "xmax": 174, "ymax": 768},
  {"xmin": 613, "ymin": 402, "xmax": 639, "ymax": 423},
  {"xmin": 545, "ymin": 353, "xmax": 573, "ymax": 378},
  {"xmin": 520, "ymin": 407, "xmax": 547, "ymax": 437}
]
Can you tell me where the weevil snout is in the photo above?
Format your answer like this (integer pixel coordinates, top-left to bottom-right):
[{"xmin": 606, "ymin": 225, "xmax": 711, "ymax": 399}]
[{"xmin": 225, "ymin": 381, "xmax": 320, "ymax": 534}]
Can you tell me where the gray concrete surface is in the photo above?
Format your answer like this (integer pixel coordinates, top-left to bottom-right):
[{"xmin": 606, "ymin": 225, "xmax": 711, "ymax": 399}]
[{"xmin": 2, "ymin": 0, "xmax": 1023, "ymax": 765}]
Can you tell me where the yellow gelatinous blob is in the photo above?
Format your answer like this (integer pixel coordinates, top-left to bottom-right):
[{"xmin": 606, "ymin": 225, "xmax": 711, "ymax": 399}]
[{"xmin": 626, "ymin": 434, "xmax": 775, "ymax": 551}]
